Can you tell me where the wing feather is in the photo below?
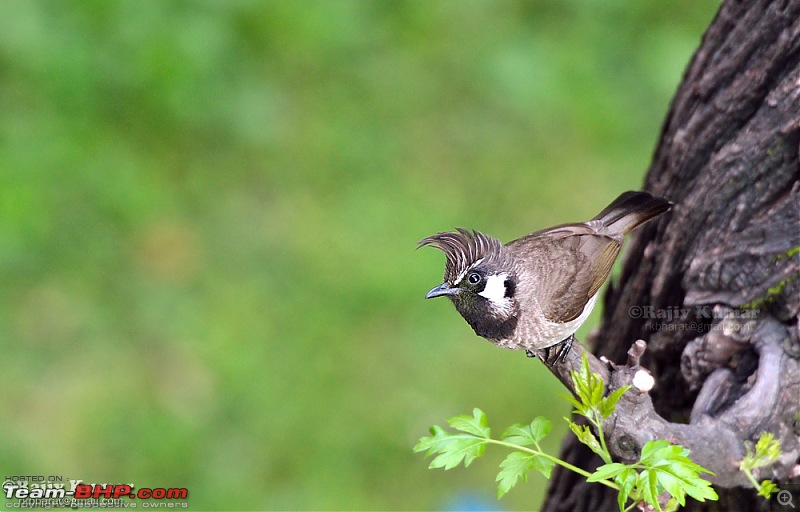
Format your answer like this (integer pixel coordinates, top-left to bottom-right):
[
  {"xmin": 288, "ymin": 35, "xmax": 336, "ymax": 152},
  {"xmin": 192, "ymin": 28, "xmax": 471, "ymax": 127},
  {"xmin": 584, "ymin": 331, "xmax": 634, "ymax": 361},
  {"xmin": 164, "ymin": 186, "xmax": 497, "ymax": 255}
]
[{"xmin": 508, "ymin": 225, "xmax": 621, "ymax": 323}]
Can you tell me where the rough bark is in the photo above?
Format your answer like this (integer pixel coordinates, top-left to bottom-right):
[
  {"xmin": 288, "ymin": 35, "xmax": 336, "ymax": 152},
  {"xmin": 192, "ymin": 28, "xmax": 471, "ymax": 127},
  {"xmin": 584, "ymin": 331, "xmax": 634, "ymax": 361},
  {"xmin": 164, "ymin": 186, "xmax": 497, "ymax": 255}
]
[{"xmin": 541, "ymin": 1, "xmax": 800, "ymax": 510}]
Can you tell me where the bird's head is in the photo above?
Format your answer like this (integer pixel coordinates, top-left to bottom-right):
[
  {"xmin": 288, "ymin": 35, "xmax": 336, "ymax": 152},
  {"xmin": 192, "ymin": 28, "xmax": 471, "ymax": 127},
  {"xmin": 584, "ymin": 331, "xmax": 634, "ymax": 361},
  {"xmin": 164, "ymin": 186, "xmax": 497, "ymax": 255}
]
[{"xmin": 418, "ymin": 228, "xmax": 519, "ymax": 340}]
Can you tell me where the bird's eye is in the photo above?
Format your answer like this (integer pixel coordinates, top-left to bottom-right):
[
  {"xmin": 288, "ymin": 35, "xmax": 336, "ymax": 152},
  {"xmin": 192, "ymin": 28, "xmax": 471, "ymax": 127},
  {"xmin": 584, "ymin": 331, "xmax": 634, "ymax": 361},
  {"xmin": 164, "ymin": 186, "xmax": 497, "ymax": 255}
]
[{"xmin": 468, "ymin": 272, "xmax": 482, "ymax": 284}]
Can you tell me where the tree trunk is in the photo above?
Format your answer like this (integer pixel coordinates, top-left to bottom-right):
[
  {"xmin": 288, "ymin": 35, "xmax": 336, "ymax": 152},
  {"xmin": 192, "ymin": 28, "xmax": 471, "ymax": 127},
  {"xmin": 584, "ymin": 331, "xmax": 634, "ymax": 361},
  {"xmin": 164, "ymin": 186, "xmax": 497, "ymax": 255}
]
[{"xmin": 542, "ymin": 1, "xmax": 800, "ymax": 510}]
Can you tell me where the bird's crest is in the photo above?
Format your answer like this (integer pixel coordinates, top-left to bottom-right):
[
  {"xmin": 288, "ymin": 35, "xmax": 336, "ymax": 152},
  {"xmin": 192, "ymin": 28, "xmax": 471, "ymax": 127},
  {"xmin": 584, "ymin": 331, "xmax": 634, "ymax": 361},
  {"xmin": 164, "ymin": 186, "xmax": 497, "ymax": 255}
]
[{"xmin": 418, "ymin": 228, "xmax": 503, "ymax": 285}]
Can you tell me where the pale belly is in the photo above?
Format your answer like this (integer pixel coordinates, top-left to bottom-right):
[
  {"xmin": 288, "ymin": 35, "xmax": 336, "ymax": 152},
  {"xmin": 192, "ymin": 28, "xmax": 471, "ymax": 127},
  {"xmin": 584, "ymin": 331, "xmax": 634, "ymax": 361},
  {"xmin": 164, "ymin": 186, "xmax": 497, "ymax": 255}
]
[{"xmin": 497, "ymin": 293, "xmax": 599, "ymax": 350}]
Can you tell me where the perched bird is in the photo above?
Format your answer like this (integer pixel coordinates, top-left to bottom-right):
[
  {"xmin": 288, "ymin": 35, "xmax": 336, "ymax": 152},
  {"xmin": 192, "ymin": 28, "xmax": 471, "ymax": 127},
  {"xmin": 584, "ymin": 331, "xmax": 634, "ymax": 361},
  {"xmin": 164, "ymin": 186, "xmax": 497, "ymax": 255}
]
[{"xmin": 419, "ymin": 191, "xmax": 671, "ymax": 363}]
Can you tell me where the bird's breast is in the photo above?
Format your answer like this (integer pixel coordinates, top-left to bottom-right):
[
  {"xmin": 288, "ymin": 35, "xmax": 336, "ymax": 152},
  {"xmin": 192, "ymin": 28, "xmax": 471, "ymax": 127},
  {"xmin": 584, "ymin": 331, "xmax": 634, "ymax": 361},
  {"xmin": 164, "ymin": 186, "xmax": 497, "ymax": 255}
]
[{"xmin": 511, "ymin": 293, "xmax": 599, "ymax": 350}]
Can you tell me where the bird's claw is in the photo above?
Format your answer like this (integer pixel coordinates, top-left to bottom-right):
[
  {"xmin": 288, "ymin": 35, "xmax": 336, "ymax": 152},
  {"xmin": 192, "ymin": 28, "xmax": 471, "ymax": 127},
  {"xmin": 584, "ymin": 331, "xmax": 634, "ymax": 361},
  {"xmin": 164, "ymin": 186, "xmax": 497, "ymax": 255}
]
[{"xmin": 539, "ymin": 334, "xmax": 575, "ymax": 366}]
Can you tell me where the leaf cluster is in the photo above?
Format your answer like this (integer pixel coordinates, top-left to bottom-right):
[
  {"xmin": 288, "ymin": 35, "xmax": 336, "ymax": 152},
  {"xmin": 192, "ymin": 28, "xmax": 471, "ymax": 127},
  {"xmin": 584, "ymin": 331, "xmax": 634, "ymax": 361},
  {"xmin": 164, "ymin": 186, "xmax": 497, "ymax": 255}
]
[
  {"xmin": 562, "ymin": 353, "xmax": 629, "ymax": 465},
  {"xmin": 415, "ymin": 354, "xmax": 719, "ymax": 511},
  {"xmin": 414, "ymin": 408, "xmax": 555, "ymax": 499},
  {"xmin": 589, "ymin": 440, "xmax": 717, "ymax": 511},
  {"xmin": 740, "ymin": 432, "xmax": 782, "ymax": 499}
]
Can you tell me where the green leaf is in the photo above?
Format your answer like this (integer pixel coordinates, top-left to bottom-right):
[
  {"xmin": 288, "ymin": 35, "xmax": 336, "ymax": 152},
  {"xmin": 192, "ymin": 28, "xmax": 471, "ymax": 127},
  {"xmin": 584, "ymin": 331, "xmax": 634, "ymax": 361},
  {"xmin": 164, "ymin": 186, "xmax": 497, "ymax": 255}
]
[
  {"xmin": 414, "ymin": 425, "xmax": 487, "ymax": 470},
  {"xmin": 638, "ymin": 439, "xmax": 672, "ymax": 465},
  {"xmin": 567, "ymin": 353, "xmax": 625, "ymax": 431},
  {"xmin": 678, "ymin": 476, "xmax": 718, "ymax": 503},
  {"xmin": 501, "ymin": 417, "xmax": 551, "ymax": 446},
  {"xmin": 616, "ymin": 468, "xmax": 637, "ymax": 512},
  {"xmin": 590, "ymin": 375, "xmax": 604, "ymax": 409},
  {"xmin": 529, "ymin": 416, "xmax": 552, "ymax": 443},
  {"xmin": 431, "ymin": 436, "xmax": 486, "ymax": 469},
  {"xmin": 559, "ymin": 392, "xmax": 588, "ymax": 416},
  {"xmin": 496, "ymin": 451, "xmax": 535, "ymax": 498},
  {"xmin": 636, "ymin": 440, "xmax": 718, "ymax": 505},
  {"xmin": 636, "ymin": 468, "xmax": 662, "ymax": 512},
  {"xmin": 495, "ymin": 450, "xmax": 555, "ymax": 499},
  {"xmin": 501, "ymin": 424, "xmax": 534, "ymax": 446},
  {"xmin": 448, "ymin": 408, "xmax": 491, "ymax": 438},
  {"xmin": 754, "ymin": 432, "xmax": 781, "ymax": 462},
  {"xmin": 665, "ymin": 496, "xmax": 680, "ymax": 512},
  {"xmin": 599, "ymin": 386, "xmax": 630, "ymax": 419},
  {"xmin": 587, "ymin": 462, "xmax": 627, "ymax": 482},
  {"xmin": 757, "ymin": 480, "xmax": 779, "ymax": 499},
  {"xmin": 413, "ymin": 425, "xmax": 445, "ymax": 455},
  {"xmin": 741, "ymin": 431, "xmax": 781, "ymax": 471},
  {"xmin": 530, "ymin": 453, "xmax": 555, "ymax": 479},
  {"xmin": 654, "ymin": 467, "xmax": 687, "ymax": 506},
  {"xmin": 739, "ymin": 432, "xmax": 782, "ymax": 500},
  {"xmin": 570, "ymin": 353, "xmax": 589, "ymax": 403},
  {"xmin": 648, "ymin": 468, "xmax": 662, "ymax": 511},
  {"xmin": 566, "ymin": 420, "xmax": 606, "ymax": 460}
]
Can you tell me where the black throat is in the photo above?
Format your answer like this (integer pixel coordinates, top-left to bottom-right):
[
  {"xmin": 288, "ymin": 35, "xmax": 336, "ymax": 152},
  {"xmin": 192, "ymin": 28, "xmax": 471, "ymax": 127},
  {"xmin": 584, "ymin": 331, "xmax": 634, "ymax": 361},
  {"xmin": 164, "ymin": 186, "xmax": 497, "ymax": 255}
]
[{"xmin": 453, "ymin": 298, "xmax": 518, "ymax": 342}]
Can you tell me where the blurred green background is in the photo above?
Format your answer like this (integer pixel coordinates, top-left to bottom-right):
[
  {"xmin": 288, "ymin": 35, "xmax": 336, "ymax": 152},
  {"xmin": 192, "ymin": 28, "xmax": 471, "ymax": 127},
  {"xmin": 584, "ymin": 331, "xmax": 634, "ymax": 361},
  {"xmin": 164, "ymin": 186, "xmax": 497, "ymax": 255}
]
[{"xmin": 0, "ymin": 0, "xmax": 718, "ymax": 510}]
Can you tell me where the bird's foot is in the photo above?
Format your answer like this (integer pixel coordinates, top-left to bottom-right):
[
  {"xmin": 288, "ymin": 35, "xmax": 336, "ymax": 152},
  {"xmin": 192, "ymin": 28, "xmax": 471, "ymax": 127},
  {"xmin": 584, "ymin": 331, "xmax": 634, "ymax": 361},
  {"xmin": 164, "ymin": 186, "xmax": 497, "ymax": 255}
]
[
  {"xmin": 525, "ymin": 336, "xmax": 575, "ymax": 365},
  {"xmin": 541, "ymin": 335, "xmax": 575, "ymax": 366}
]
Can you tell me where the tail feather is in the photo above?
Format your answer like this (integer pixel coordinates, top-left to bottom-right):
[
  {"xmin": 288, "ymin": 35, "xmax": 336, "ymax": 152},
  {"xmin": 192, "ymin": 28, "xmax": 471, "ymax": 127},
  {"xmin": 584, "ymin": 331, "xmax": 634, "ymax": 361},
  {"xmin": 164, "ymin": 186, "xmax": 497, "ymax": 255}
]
[{"xmin": 593, "ymin": 191, "xmax": 672, "ymax": 235}]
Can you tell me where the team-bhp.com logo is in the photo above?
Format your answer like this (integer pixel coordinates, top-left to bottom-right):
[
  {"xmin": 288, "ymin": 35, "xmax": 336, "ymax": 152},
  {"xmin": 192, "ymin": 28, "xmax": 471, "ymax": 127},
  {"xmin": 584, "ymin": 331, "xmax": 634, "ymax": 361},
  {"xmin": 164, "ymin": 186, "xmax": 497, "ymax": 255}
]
[
  {"xmin": 73, "ymin": 484, "xmax": 187, "ymax": 500},
  {"xmin": 3, "ymin": 476, "xmax": 188, "ymax": 508}
]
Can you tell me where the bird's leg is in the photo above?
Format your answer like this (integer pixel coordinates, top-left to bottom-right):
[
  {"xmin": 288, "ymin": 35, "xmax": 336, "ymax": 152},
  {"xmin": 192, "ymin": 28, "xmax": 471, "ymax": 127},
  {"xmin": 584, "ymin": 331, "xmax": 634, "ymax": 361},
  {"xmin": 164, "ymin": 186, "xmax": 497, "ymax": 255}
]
[
  {"xmin": 552, "ymin": 334, "xmax": 575, "ymax": 365},
  {"xmin": 537, "ymin": 335, "xmax": 575, "ymax": 366},
  {"xmin": 526, "ymin": 336, "xmax": 574, "ymax": 365}
]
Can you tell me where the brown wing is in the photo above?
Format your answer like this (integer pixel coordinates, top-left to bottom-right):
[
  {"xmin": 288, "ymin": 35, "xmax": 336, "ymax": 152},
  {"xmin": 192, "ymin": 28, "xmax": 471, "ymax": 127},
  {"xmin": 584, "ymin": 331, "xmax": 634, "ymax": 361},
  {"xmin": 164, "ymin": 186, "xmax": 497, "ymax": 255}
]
[{"xmin": 507, "ymin": 224, "xmax": 621, "ymax": 323}]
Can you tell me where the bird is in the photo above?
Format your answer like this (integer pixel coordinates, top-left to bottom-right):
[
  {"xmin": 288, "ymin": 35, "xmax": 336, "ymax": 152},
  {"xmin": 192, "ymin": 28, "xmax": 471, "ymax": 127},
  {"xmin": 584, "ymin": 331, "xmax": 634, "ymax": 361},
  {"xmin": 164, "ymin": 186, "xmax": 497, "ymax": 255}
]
[{"xmin": 419, "ymin": 190, "xmax": 672, "ymax": 364}]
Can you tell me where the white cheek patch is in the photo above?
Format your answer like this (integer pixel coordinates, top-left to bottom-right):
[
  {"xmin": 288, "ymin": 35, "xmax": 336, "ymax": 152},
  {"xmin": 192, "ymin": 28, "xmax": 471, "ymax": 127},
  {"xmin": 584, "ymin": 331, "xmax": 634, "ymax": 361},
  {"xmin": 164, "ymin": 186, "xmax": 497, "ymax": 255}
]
[{"xmin": 478, "ymin": 273, "xmax": 509, "ymax": 303}]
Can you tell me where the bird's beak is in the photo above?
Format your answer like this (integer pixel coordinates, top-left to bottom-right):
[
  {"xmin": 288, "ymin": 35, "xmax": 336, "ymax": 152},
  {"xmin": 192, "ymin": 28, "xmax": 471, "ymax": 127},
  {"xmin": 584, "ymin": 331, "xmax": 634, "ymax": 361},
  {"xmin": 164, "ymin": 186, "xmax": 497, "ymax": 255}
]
[{"xmin": 425, "ymin": 283, "xmax": 459, "ymax": 299}]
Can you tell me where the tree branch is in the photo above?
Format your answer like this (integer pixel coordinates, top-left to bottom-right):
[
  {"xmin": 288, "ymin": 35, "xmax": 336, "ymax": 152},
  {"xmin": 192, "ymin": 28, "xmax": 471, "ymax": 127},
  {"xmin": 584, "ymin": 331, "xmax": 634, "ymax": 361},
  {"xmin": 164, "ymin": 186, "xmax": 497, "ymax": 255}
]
[
  {"xmin": 535, "ymin": 314, "xmax": 800, "ymax": 489},
  {"xmin": 541, "ymin": 1, "xmax": 800, "ymax": 509}
]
